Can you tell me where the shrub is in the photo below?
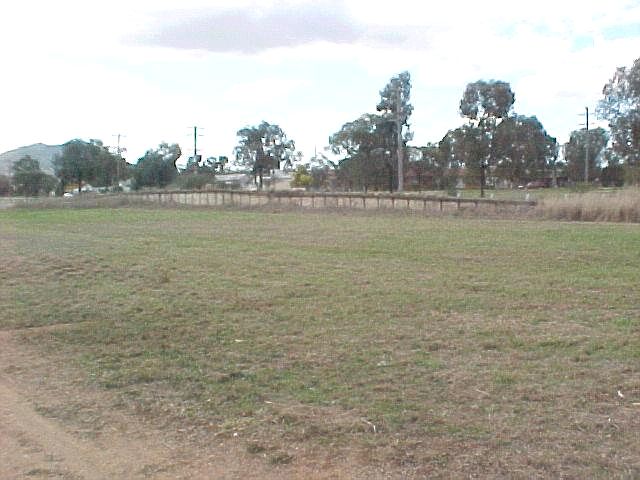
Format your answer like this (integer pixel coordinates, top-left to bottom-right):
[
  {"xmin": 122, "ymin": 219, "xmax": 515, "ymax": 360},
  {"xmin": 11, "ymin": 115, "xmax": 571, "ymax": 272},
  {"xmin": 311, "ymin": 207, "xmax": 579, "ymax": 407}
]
[{"xmin": 173, "ymin": 173, "xmax": 216, "ymax": 190}]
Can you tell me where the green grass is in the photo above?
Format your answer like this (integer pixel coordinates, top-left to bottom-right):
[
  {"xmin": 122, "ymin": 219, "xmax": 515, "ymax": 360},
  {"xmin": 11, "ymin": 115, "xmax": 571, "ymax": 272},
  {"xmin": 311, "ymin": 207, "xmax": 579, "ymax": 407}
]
[{"xmin": 2, "ymin": 207, "xmax": 640, "ymax": 477}]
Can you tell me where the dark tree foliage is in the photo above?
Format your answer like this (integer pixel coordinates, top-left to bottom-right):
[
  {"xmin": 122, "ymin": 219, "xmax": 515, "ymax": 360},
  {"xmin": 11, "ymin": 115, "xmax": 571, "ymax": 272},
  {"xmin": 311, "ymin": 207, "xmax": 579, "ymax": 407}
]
[
  {"xmin": 598, "ymin": 57, "xmax": 640, "ymax": 167},
  {"xmin": 377, "ymin": 71, "xmax": 413, "ymax": 126},
  {"xmin": 563, "ymin": 128, "xmax": 609, "ymax": 183},
  {"xmin": 453, "ymin": 80, "xmax": 516, "ymax": 186},
  {"xmin": 409, "ymin": 143, "xmax": 457, "ymax": 190},
  {"xmin": 235, "ymin": 122, "xmax": 295, "ymax": 189},
  {"xmin": 601, "ymin": 162, "xmax": 625, "ymax": 187},
  {"xmin": 308, "ymin": 165, "xmax": 333, "ymax": 191},
  {"xmin": 460, "ymin": 80, "xmax": 515, "ymax": 120},
  {"xmin": 492, "ymin": 115, "xmax": 558, "ymax": 185},
  {"xmin": 439, "ymin": 124, "xmax": 489, "ymax": 186},
  {"xmin": 132, "ymin": 143, "xmax": 182, "ymax": 189},
  {"xmin": 448, "ymin": 81, "xmax": 557, "ymax": 187},
  {"xmin": 330, "ymin": 114, "xmax": 395, "ymax": 192},
  {"xmin": 54, "ymin": 139, "xmax": 127, "ymax": 193},
  {"xmin": 12, "ymin": 156, "xmax": 57, "ymax": 196},
  {"xmin": 376, "ymin": 71, "xmax": 413, "ymax": 191},
  {"xmin": 177, "ymin": 154, "xmax": 217, "ymax": 190},
  {"xmin": 54, "ymin": 140, "xmax": 96, "ymax": 193},
  {"xmin": 0, "ymin": 175, "xmax": 11, "ymax": 196},
  {"xmin": 301, "ymin": 153, "xmax": 336, "ymax": 191}
]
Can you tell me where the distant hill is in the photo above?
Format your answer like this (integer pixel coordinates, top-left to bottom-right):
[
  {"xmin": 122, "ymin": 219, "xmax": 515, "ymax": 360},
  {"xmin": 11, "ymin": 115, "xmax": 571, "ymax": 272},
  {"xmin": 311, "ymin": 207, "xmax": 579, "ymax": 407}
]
[{"xmin": 0, "ymin": 143, "xmax": 63, "ymax": 176}]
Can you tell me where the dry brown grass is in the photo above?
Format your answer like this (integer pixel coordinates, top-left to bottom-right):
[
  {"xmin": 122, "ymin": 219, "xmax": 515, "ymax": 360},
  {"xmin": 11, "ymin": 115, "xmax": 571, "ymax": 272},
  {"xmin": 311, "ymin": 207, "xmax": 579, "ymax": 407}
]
[{"xmin": 537, "ymin": 188, "xmax": 640, "ymax": 222}]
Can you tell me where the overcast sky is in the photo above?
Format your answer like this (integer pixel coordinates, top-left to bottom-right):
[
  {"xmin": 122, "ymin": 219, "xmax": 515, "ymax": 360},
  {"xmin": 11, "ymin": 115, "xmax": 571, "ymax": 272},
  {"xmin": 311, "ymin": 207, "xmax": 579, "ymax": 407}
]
[{"xmin": 1, "ymin": 0, "xmax": 639, "ymax": 165}]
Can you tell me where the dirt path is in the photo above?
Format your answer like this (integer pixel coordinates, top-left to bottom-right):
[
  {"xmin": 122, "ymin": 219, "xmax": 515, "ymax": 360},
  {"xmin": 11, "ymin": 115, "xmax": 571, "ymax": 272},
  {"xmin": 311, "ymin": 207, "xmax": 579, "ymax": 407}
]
[
  {"xmin": 0, "ymin": 330, "xmax": 263, "ymax": 480},
  {"xmin": 0, "ymin": 330, "xmax": 377, "ymax": 480},
  {"xmin": 0, "ymin": 330, "xmax": 181, "ymax": 479},
  {"xmin": 0, "ymin": 376, "xmax": 160, "ymax": 479}
]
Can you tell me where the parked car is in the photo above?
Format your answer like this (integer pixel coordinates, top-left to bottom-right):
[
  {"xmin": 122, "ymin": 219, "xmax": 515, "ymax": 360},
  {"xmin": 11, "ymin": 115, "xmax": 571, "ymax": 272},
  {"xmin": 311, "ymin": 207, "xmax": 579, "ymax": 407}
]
[{"xmin": 526, "ymin": 180, "xmax": 550, "ymax": 189}]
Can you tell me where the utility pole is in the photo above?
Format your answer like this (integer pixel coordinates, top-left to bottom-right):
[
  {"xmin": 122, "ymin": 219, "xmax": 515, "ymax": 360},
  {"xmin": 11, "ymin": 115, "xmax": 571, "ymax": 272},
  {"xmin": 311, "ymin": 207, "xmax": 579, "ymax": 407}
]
[
  {"xmin": 112, "ymin": 133, "xmax": 126, "ymax": 186},
  {"xmin": 190, "ymin": 126, "xmax": 203, "ymax": 170},
  {"xmin": 193, "ymin": 126, "xmax": 199, "ymax": 163},
  {"xmin": 582, "ymin": 107, "xmax": 590, "ymax": 184},
  {"xmin": 396, "ymin": 85, "xmax": 404, "ymax": 192}
]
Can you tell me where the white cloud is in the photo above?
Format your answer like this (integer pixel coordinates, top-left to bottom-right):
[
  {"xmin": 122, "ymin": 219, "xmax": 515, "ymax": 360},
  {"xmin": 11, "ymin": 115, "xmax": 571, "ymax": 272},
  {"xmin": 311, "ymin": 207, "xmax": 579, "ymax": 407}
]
[{"xmin": 1, "ymin": 0, "xmax": 639, "ymax": 163}]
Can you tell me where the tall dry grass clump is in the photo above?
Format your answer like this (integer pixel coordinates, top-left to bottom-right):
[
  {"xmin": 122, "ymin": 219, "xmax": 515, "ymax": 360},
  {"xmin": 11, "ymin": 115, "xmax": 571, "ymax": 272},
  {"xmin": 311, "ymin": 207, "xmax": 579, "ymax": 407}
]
[{"xmin": 537, "ymin": 188, "xmax": 640, "ymax": 222}]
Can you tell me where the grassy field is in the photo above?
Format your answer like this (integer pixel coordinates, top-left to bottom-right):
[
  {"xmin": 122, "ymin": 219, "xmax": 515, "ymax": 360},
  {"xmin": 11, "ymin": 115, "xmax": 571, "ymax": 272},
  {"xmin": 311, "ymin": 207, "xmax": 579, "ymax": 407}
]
[{"xmin": 2, "ymin": 207, "xmax": 640, "ymax": 477}]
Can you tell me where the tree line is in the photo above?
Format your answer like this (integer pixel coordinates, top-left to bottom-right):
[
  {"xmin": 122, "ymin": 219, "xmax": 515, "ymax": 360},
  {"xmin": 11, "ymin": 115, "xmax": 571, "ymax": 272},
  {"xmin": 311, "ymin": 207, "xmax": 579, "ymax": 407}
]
[
  {"xmin": 2, "ymin": 55, "xmax": 638, "ymax": 196},
  {"xmin": 296, "ymin": 55, "xmax": 639, "ymax": 192}
]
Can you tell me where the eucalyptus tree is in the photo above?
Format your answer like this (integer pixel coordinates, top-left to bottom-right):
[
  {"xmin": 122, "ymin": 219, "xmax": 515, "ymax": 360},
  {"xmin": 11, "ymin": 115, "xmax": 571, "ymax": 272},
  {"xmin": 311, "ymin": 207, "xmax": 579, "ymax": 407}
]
[
  {"xmin": 563, "ymin": 128, "xmax": 608, "ymax": 183},
  {"xmin": 12, "ymin": 155, "xmax": 57, "ymax": 196},
  {"xmin": 54, "ymin": 139, "xmax": 98, "ymax": 193},
  {"xmin": 330, "ymin": 113, "xmax": 394, "ymax": 192},
  {"xmin": 376, "ymin": 71, "xmax": 413, "ymax": 191},
  {"xmin": 492, "ymin": 115, "xmax": 557, "ymax": 186},
  {"xmin": 235, "ymin": 121, "xmax": 295, "ymax": 189},
  {"xmin": 458, "ymin": 80, "xmax": 515, "ymax": 188},
  {"xmin": 132, "ymin": 143, "xmax": 182, "ymax": 189},
  {"xmin": 54, "ymin": 139, "xmax": 127, "ymax": 192},
  {"xmin": 439, "ymin": 124, "xmax": 488, "ymax": 186},
  {"xmin": 598, "ymin": 56, "xmax": 640, "ymax": 182}
]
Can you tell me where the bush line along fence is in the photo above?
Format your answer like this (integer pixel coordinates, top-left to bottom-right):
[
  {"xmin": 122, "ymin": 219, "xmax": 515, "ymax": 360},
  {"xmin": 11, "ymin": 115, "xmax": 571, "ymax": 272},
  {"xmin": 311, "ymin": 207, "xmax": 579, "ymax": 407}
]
[{"xmin": 129, "ymin": 189, "xmax": 537, "ymax": 213}]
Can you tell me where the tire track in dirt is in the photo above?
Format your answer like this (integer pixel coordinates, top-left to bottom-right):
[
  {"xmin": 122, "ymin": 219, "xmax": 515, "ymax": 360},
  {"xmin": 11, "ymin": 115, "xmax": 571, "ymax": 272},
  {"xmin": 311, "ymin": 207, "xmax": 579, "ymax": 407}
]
[
  {"xmin": 0, "ymin": 330, "xmax": 181, "ymax": 479},
  {"xmin": 0, "ymin": 329, "xmax": 376, "ymax": 480},
  {"xmin": 0, "ymin": 377, "xmax": 154, "ymax": 479}
]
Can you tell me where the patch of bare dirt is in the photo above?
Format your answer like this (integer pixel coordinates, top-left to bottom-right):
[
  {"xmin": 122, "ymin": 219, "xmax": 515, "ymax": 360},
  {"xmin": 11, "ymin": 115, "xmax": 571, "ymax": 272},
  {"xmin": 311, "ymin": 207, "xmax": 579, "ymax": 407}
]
[{"xmin": 0, "ymin": 329, "xmax": 393, "ymax": 479}]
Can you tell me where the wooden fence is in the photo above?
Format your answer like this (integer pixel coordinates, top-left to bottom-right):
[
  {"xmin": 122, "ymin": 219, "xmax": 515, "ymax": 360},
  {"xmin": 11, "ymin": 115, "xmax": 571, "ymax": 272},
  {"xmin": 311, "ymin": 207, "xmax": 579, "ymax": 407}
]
[{"xmin": 129, "ymin": 189, "xmax": 537, "ymax": 214}]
